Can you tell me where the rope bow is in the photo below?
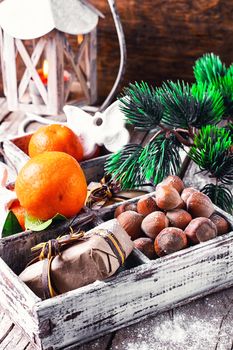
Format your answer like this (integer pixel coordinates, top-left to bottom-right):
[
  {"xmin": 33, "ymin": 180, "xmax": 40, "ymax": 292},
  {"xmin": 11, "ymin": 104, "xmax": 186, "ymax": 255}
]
[
  {"xmin": 28, "ymin": 231, "xmax": 85, "ymax": 299},
  {"xmin": 86, "ymin": 176, "xmax": 126, "ymax": 209}
]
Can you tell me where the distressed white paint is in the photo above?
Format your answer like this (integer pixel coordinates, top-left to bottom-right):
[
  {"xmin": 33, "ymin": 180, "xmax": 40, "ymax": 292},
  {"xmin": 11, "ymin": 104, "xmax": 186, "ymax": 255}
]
[{"xmin": 0, "ymin": 194, "xmax": 233, "ymax": 349}]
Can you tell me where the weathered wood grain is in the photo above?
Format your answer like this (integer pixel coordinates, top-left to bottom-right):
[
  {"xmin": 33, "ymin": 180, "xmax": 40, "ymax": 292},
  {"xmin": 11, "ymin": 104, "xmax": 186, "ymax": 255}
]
[
  {"xmin": 0, "ymin": 308, "xmax": 111, "ymax": 350},
  {"xmin": 111, "ymin": 287, "xmax": 233, "ymax": 350},
  {"xmin": 1, "ymin": 1, "xmax": 232, "ymax": 104},
  {"xmin": 91, "ymin": 0, "xmax": 233, "ymax": 102},
  {"xmin": 0, "ymin": 258, "xmax": 41, "ymax": 347}
]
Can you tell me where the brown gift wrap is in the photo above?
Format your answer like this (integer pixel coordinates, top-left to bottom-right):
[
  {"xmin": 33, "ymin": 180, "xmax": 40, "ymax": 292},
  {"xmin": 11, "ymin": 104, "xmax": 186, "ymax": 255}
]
[{"xmin": 19, "ymin": 219, "xmax": 133, "ymax": 299}]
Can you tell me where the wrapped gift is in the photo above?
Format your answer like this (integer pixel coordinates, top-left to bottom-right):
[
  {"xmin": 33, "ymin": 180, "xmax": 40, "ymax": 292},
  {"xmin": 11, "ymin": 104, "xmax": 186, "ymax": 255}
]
[{"xmin": 19, "ymin": 219, "xmax": 133, "ymax": 299}]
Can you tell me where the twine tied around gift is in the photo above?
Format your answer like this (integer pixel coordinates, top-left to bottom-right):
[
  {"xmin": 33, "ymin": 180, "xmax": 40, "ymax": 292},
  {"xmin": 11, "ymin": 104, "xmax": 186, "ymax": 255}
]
[
  {"xmin": 86, "ymin": 176, "xmax": 132, "ymax": 209},
  {"xmin": 28, "ymin": 228, "xmax": 126, "ymax": 299},
  {"xmin": 28, "ymin": 230, "xmax": 85, "ymax": 299}
]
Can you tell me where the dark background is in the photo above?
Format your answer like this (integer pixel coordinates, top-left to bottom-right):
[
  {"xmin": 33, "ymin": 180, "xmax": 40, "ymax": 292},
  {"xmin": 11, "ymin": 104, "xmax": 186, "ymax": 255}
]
[
  {"xmin": 92, "ymin": 0, "xmax": 233, "ymax": 102},
  {"xmin": 1, "ymin": 0, "xmax": 233, "ymax": 104}
]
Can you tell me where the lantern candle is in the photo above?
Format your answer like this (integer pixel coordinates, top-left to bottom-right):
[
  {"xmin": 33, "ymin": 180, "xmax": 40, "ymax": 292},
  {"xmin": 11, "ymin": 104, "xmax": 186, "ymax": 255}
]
[
  {"xmin": 29, "ymin": 60, "xmax": 71, "ymax": 106},
  {"xmin": 38, "ymin": 59, "xmax": 49, "ymax": 84}
]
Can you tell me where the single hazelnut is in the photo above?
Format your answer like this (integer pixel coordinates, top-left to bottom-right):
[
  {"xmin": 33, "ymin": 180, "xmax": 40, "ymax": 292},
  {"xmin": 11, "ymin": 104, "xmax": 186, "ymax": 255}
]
[
  {"xmin": 141, "ymin": 211, "xmax": 169, "ymax": 239},
  {"xmin": 114, "ymin": 203, "xmax": 137, "ymax": 218},
  {"xmin": 184, "ymin": 217, "xmax": 217, "ymax": 243},
  {"xmin": 166, "ymin": 209, "xmax": 192, "ymax": 229},
  {"xmin": 187, "ymin": 192, "xmax": 214, "ymax": 218},
  {"xmin": 134, "ymin": 237, "xmax": 156, "ymax": 259},
  {"xmin": 137, "ymin": 196, "xmax": 159, "ymax": 216},
  {"xmin": 181, "ymin": 187, "xmax": 198, "ymax": 203},
  {"xmin": 154, "ymin": 227, "xmax": 188, "ymax": 257},
  {"xmin": 156, "ymin": 185, "xmax": 183, "ymax": 211},
  {"xmin": 157, "ymin": 175, "xmax": 185, "ymax": 193},
  {"xmin": 117, "ymin": 210, "xmax": 143, "ymax": 239},
  {"xmin": 209, "ymin": 213, "xmax": 230, "ymax": 235}
]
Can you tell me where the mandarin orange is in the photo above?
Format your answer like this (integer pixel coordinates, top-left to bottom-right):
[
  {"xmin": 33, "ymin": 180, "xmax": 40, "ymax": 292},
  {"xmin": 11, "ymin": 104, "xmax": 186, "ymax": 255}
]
[
  {"xmin": 28, "ymin": 124, "xmax": 83, "ymax": 161},
  {"xmin": 15, "ymin": 152, "xmax": 87, "ymax": 220}
]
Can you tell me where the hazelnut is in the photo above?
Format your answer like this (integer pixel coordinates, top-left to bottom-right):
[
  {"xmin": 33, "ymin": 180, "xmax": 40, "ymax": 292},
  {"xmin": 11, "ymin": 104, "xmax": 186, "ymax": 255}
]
[
  {"xmin": 134, "ymin": 237, "xmax": 156, "ymax": 259},
  {"xmin": 137, "ymin": 196, "xmax": 158, "ymax": 216},
  {"xmin": 157, "ymin": 175, "xmax": 184, "ymax": 193},
  {"xmin": 156, "ymin": 185, "xmax": 183, "ymax": 211},
  {"xmin": 187, "ymin": 192, "xmax": 214, "ymax": 218},
  {"xmin": 154, "ymin": 227, "xmax": 188, "ymax": 257},
  {"xmin": 114, "ymin": 203, "xmax": 137, "ymax": 218},
  {"xmin": 166, "ymin": 209, "xmax": 192, "ymax": 229},
  {"xmin": 181, "ymin": 187, "xmax": 198, "ymax": 203},
  {"xmin": 184, "ymin": 217, "xmax": 217, "ymax": 243},
  {"xmin": 141, "ymin": 211, "xmax": 169, "ymax": 239},
  {"xmin": 117, "ymin": 211, "xmax": 143, "ymax": 239},
  {"xmin": 209, "ymin": 213, "xmax": 230, "ymax": 235}
]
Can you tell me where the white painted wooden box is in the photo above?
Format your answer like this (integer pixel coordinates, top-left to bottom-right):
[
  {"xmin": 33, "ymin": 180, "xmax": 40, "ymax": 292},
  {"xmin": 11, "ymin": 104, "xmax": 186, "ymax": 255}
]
[{"xmin": 0, "ymin": 193, "xmax": 233, "ymax": 350}]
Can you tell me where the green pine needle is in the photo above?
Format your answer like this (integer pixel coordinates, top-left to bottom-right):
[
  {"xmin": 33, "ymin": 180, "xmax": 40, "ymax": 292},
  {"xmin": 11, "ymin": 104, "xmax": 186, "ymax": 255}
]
[
  {"xmin": 105, "ymin": 144, "xmax": 144, "ymax": 189},
  {"xmin": 201, "ymin": 183, "xmax": 233, "ymax": 213},
  {"xmin": 211, "ymin": 72, "xmax": 233, "ymax": 117},
  {"xmin": 157, "ymin": 80, "xmax": 224, "ymax": 129},
  {"xmin": 139, "ymin": 134, "xmax": 181, "ymax": 185},
  {"xmin": 189, "ymin": 125, "xmax": 233, "ymax": 184},
  {"xmin": 105, "ymin": 134, "xmax": 181, "ymax": 189},
  {"xmin": 193, "ymin": 53, "xmax": 227, "ymax": 84},
  {"xmin": 119, "ymin": 81, "xmax": 164, "ymax": 130}
]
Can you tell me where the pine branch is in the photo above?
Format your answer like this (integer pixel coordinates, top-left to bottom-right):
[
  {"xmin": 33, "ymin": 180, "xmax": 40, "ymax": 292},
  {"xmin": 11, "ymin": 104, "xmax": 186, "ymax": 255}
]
[
  {"xmin": 139, "ymin": 134, "xmax": 182, "ymax": 185},
  {"xmin": 211, "ymin": 72, "xmax": 233, "ymax": 117},
  {"xmin": 105, "ymin": 144, "xmax": 144, "ymax": 189},
  {"xmin": 193, "ymin": 53, "xmax": 233, "ymax": 117},
  {"xmin": 201, "ymin": 183, "xmax": 233, "ymax": 213},
  {"xmin": 157, "ymin": 80, "xmax": 224, "ymax": 129},
  {"xmin": 191, "ymin": 82, "xmax": 225, "ymax": 126},
  {"xmin": 189, "ymin": 125, "xmax": 233, "ymax": 184},
  {"xmin": 105, "ymin": 134, "xmax": 182, "ymax": 189},
  {"xmin": 193, "ymin": 53, "xmax": 227, "ymax": 84},
  {"xmin": 119, "ymin": 81, "xmax": 163, "ymax": 130}
]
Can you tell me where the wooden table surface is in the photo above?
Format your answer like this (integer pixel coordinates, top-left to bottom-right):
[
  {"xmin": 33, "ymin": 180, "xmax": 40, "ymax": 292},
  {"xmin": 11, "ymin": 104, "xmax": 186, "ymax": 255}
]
[{"xmin": 1, "ymin": 99, "xmax": 233, "ymax": 350}]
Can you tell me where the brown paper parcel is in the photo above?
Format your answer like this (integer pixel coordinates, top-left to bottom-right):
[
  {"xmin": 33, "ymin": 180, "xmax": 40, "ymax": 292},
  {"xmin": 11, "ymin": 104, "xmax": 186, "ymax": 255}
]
[{"xmin": 19, "ymin": 219, "xmax": 133, "ymax": 298}]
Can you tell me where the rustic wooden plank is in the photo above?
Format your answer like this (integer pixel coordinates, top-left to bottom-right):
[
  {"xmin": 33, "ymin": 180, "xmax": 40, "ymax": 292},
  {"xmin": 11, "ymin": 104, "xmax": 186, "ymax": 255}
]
[
  {"xmin": 0, "ymin": 98, "xmax": 10, "ymax": 122},
  {"xmin": 46, "ymin": 33, "xmax": 60, "ymax": 115},
  {"xmin": 0, "ymin": 258, "xmax": 41, "ymax": 347},
  {"xmin": 0, "ymin": 110, "xmax": 26, "ymax": 141},
  {"xmin": 0, "ymin": 308, "xmax": 110, "ymax": 350},
  {"xmin": 34, "ymin": 214, "xmax": 233, "ymax": 349},
  {"xmin": 90, "ymin": 0, "xmax": 233, "ymax": 102},
  {"xmin": 0, "ymin": 29, "xmax": 7, "ymax": 96},
  {"xmin": 111, "ymin": 286, "xmax": 233, "ymax": 350},
  {"xmin": 3, "ymin": 33, "xmax": 18, "ymax": 110},
  {"xmin": 89, "ymin": 28, "xmax": 97, "ymax": 105}
]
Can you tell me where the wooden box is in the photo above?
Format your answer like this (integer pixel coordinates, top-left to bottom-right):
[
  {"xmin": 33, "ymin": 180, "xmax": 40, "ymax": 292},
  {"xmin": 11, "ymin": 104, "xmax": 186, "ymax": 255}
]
[
  {"xmin": 2, "ymin": 135, "xmax": 108, "ymax": 184},
  {"xmin": 1, "ymin": 192, "xmax": 233, "ymax": 350}
]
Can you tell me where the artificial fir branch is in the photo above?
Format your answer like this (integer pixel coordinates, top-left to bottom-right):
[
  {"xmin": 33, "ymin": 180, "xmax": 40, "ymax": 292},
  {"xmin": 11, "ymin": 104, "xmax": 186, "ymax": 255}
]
[
  {"xmin": 189, "ymin": 125, "xmax": 233, "ymax": 184},
  {"xmin": 119, "ymin": 81, "xmax": 163, "ymax": 130},
  {"xmin": 104, "ymin": 53, "xmax": 233, "ymax": 212},
  {"xmin": 157, "ymin": 81, "xmax": 224, "ymax": 128},
  {"xmin": 193, "ymin": 53, "xmax": 233, "ymax": 118},
  {"xmin": 201, "ymin": 183, "xmax": 233, "ymax": 213},
  {"xmin": 105, "ymin": 134, "xmax": 182, "ymax": 189},
  {"xmin": 193, "ymin": 53, "xmax": 227, "ymax": 84}
]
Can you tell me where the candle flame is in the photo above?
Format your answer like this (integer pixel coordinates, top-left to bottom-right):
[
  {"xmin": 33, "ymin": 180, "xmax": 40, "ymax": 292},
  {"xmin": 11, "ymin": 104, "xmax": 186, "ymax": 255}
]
[
  {"xmin": 43, "ymin": 60, "xmax": 49, "ymax": 78},
  {"xmin": 77, "ymin": 34, "xmax": 84, "ymax": 45}
]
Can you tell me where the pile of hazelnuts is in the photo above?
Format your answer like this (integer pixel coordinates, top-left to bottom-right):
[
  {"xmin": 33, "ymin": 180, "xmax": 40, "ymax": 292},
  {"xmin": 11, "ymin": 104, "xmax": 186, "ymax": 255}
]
[{"xmin": 115, "ymin": 175, "xmax": 231, "ymax": 259}]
